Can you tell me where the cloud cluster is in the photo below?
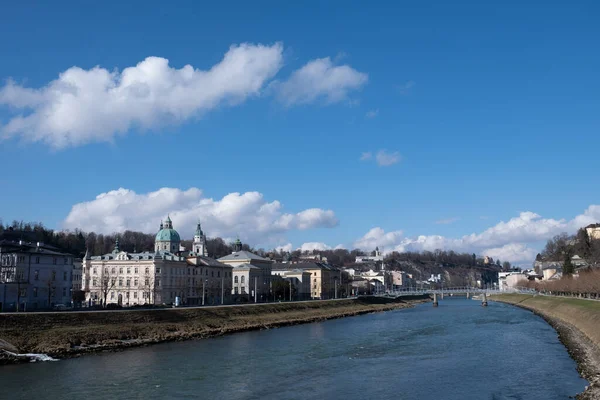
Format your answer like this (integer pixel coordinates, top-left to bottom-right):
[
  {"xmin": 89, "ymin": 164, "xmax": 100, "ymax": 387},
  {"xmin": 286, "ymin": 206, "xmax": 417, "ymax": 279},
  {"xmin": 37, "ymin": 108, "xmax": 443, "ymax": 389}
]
[
  {"xmin": 351, "ymin": 206, "xmax": 600, "ymax": 264},
  {"xmin": 360, "ymin": 150, "xmax": 401, "ymax": 166},
  {"xmin": 63, "ymin": 187, "xmax": 338, "ymax": 246},
  {"xmin": 271, "ymin": 57, "xmax": 367, "ymax": 106},
  {"xmin": 0, "ymin": 43, "xmax": 367, "ymax": 149}
]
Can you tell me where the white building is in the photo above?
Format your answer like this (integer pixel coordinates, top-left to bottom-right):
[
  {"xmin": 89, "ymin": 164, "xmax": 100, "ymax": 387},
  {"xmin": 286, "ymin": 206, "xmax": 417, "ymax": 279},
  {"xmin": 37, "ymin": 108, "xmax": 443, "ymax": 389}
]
[
  {"xmin": 355, "ymin": 247, "xmax": 383, "ymax": 263},
  {"xmin": 0, "ymin": 240, "xmax": 75, "ymax": 311},
  {"xmin": 82, "ymin": 218, "xmax": 232, "ymax": 307},
  {"xmin": 219, "ymin": 239, "xmax": 273, "ymax": 302}
]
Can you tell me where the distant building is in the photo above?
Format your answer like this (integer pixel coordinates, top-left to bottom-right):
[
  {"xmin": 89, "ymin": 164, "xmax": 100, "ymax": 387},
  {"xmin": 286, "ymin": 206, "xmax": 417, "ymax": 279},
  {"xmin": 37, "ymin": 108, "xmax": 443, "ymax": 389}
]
[
  {"xmin": 272, "ymin": 262, "xmax": 341, "ymax": 299},
  {"xmin": 390, "ymin": 271, "xmax": 414, "ymax": 289},
  {"xmin": 0, "ymin": 240, "xmax": 75, "ymax": 311},
  {"xmin": 355, "ymin": 247, "xmax": 383, "ymax": 264},
  {"xmin": 271, "ymin": 268, "xmax": 311, "ymax": 300},
  {"xmin": 586, "ymin": 223, "xmax": 600, "ymax": 240},
  {"xmin": 218, "ymin": 239, "xmax": 272, "ymax": 302}
]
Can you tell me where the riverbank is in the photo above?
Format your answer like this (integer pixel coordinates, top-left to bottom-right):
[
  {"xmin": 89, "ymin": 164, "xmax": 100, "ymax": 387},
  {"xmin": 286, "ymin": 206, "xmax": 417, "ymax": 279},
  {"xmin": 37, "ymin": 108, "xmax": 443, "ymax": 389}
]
[
  {"xmin": 491, "ymin": 294, "xmax": 600, "ymax": 400},
  {"xmin": 0, "ymin": 295, "xmax": 428, "ymax": 364}
]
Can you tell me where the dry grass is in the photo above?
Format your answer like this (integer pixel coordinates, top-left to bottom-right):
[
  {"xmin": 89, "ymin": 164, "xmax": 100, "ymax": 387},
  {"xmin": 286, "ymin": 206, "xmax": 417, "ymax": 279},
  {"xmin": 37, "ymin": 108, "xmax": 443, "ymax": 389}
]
[{"xmin": 0, "ymin": 297, "xmax": 428, "ymax": 356}]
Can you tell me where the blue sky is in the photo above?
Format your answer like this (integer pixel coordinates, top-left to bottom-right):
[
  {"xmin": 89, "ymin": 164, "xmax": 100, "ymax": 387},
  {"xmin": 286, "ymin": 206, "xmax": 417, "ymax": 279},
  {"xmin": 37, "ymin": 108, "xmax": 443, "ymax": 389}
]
[{"xmin": 1, "ymin": 0, "xmax": 599, "ymax": 263}]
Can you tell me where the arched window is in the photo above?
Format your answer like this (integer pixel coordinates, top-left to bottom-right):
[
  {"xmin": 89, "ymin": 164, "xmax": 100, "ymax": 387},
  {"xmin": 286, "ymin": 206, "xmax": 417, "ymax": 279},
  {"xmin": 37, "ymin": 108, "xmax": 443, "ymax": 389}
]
[
  {"xmin": 234, "ymin": 276, "xmax": 238, "ymax": 283},
  {"xmin": 241, "ymin": 276, "xmax": 245, "ymax": 284}
]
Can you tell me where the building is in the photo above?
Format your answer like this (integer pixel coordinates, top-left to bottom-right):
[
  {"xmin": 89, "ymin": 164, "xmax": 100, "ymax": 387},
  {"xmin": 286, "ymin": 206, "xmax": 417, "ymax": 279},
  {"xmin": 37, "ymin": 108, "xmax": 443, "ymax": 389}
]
[
  {"xmin": 390, "ymin": 270, "xmax": 414, "ymax": 289},
  {"xmin": 355, "ymin": 247, "xmax": 383, "ymax": 264},
  {"xmin": 0, "ymin": 240, "xmax": 75, "ymax": 311},
  {"xmin": 219, "ymin": 239, "xmax": 273, "ymax": 302},
  {"xmin": 272, "ymin": 267, "xmax": 312, "ymax": 301},
  {"xmin": 272, "ymin": 262, "xmax": 342, "ymax": 299},
  {"xmin": 586, "ymin": 223, "xmax": 600, "ymax": 240},
  {"xmin": 82, "ymin": 218, "xmax": 232, "ymax": 306}
]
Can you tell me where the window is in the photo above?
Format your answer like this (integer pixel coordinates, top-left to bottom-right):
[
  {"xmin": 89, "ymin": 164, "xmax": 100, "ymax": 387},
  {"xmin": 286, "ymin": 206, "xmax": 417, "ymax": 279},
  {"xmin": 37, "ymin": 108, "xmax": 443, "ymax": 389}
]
[
  {"xmin": 241, "ymin": 276, "xmax": 245, "ymax": 284},
  {"xmin": 241, "ymin": 286, "xmax": 246, "ymax": 294},
  {"xmin": 134, "ymin": 279, "xmax": 138, "ymax": 286},
  {"xmin": 206, "ymin": 270, "xmax": 208, "ymax": 276},
  {"xmin": 145, "ymin": 278, "xmax": 149, "ymax": 286},
  {"xmin": 217, "ymin": 271, "xmax": 220, "ymax": 278},
  {"xmin": 145, "ymin": 267, "xmax": 149, "ymax": 274},
  {"xmin": 105, "ymin": 268, "xmax": 108, "ymax": 274},
  {"xmin": 156, "ymin": 267, "xmax": 161, "ymax": 274},
  {"xmin": 134, "ymin": 292, "xmax": 137, "ymax": 299},
  {"xmin": 33, "ymin": 287, "xmax": 38, "ymax": 297},
  {"xmin": 314, "ymin": 278, "xmax": 317, "ymax": 283},
  {"xmin": 119, "ymin": 267, "xmax": 123, "ymax": 274},
  {"xmin": 126, "ymin": 279, "xmax": 131, "ymax": 287},
  {"xmin": 64, "ymin": 271, "xmax": 68, "ymax": 281},
  {"xmin": 111, "ymin": 267, "xmax": 116, "ymax": 274},
  {"xmin": 134, "ymin": 267, "xmax": 138, "ymax": 274},
  {"xmin": 127, "ymin": 267, "xmax": 131, "ymax": 274},
  {"xmin": 20, "ymin": 288, "xmax": 27, "ymax": 298},
  {"xmin": 34, "ymin": 270, "xmax": 39, "ymax": 281},
  {"xmin": 188, "ymin": 268, "xmax": 190, "ymax": 275},
  {"xmin": 126, "ymin": 292, "xmax": 130, "ymax": 299},
  {"xmin": 119, "ymin": 278, "xmax": 123, "ymax": 287},
  {"xmin": 62, "ymin": 287, "xmax": 67, "ymax": 297},
  {"xmin": 211, "ymin": 271, "xmax": 214, "ymax": 277},
  {"xmin": 52, "ymin": 270, "xmax": 56, "ymax": 281},
  {"xmin": 234, "ymin": 287, "xmax": 238, "ymax": 294},
  {"xmin": 35, "ymin": 257, "xmax": 40, "ymax": 264},
  {"xmin": 157, "ymin": 279, "xmax": 161, "ymax": 287},
  {"xmin": 111, "ymin": 292, "xmax": 115, "ymax": 299},
  {"xmin": 93, "ymin": 278, "xmax": 97, "ymax": 286}
]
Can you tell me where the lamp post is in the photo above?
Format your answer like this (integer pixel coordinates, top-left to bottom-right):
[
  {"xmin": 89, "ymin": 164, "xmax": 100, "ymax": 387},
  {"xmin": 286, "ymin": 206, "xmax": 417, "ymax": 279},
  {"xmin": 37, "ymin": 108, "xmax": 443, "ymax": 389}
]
[
  {"xmin": 202, "ymin": 279, "xmax": 206, "ymax": 306},
  {"xmin": 221, "ymin": 265, "xmax": 224, "ymax": 305}
]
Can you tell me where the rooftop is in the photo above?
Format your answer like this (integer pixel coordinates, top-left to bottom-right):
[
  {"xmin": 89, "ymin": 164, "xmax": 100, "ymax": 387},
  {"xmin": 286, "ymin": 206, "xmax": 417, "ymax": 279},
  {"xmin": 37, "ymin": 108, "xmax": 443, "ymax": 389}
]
[{"xmin": 218, "ymin": 250, "xmax": 270, "ymax": 262}]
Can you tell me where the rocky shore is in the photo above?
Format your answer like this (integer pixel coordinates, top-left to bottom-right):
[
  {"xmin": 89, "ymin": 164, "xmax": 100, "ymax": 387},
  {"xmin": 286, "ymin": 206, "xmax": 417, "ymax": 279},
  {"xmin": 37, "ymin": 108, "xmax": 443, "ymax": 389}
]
[
  {"xmin": 491, "ymin": 294, "xmax": 600, "ymax": 400},
  {"xmin": 0, "ymin": 295, "xmax": 429, "ymax": 364}
]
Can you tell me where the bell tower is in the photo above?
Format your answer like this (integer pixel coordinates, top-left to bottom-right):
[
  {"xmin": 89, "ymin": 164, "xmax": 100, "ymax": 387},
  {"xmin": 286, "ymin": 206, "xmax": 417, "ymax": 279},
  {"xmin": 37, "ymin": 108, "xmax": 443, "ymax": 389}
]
[{"xmin": 193, "ymin": 220, "xmax": 208, "ymax": 256}]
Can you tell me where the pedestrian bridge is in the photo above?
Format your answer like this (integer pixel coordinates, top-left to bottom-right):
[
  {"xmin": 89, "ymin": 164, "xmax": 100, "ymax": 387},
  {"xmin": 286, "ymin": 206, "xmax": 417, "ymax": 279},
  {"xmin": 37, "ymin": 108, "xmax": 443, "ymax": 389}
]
[{"xmin": 380, "ymin": 286, "xmax": 535, "ymax": 297}]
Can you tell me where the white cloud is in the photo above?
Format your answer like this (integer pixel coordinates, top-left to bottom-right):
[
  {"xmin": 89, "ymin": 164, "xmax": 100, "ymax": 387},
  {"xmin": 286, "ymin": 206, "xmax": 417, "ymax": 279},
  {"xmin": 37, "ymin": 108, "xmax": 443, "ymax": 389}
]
[
  {"xmin": 352, "ymin": 205, "xmax": 600, "ymax": 264},
  {"xmin": 435, "ymin": 217, "xmax": 460, "ymax": 225},
  {"xmin": 360, "ymin": 149, "xmax": 401, "ymax": 167},
  {"xmin": 62, "ymin": 187, "xmax": 338, "ymax": 248},
  {"xmin": 365, "ymin": 109, "xmax": 379, "ymax": 118},
  {"xmin": 360, "ymin": 151, "xmax": 372, "ymax": 161},
  {"xmin": 299, "ymin": 242, "xmax": 331, "ymax": 252},
  {"xmin": 275, "ymin": 243, "xmax": 293, "ymax": 253},
  {"xmin": 353, "ymin": 227, "xmax": 404, "ymax": 251},
  {"xmin": 482, "ymin": 243, "xmax": 539, "ymax": 264},
  {"xmin": 0, "ymin": 43, "xmax": 284, "ymax": 148},
  {"xmin": 272, "ymin": 57, "xmax": 367, "ymax": 106},
  {"xmin": 397, "ymin": 80, "xmax": 415, "ymax": 94},
  {"xmin": 375, "ymin": 150, "xmax": 401, "ymax": 166}
]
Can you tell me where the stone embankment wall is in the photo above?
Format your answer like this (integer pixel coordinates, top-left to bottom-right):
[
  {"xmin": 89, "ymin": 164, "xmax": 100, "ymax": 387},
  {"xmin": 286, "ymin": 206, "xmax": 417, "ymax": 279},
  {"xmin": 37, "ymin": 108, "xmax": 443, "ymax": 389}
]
[
  {"xmin": 0, "ymin": 295, "xmax": 429, "ymax": 362},
  {"xmin": 492, "ymin": 294, "xmax": 600, "ymax": 400}
]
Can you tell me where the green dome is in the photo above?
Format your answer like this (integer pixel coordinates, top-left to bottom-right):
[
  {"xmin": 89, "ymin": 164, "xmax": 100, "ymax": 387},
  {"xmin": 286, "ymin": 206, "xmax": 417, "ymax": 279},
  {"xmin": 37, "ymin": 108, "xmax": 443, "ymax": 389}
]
[{"xmin": 155, "ymin": 228, "xmax": 181, "ymax": 242}]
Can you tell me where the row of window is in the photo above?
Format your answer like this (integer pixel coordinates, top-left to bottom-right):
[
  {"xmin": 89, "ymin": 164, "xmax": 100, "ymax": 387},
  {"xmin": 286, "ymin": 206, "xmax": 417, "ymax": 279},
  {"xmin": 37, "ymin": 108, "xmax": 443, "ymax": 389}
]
[
  {"xmin": 26, "ymin": 287, "xmax": 69, "ymax": 298},
  {"xmin": 31, "ymin": 270, "xmax": 69, "ymax": 282},
  {"xmin": 92, "ymin": 278, "xmax": 153, "ymax": 287},
  {"xmin": 92, "ymin": 266, "xmax": 153, "ymax": 275}
]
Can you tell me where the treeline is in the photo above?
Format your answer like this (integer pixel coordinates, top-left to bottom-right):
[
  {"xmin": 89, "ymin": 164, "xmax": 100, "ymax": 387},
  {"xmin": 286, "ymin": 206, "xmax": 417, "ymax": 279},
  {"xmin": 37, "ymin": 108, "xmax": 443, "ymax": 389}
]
[
  {"xmin": 523, "ymin": 269, "xmax": 600, "ymax": 297},
  {"xmin": 1, "ymin": 219, "xmax": 508, "ymax": 272},
  {"xmin": 0, "ymin": 220, "xmax": 251, "ymax": 259},
  {"xmin": 539, "ymin": 228, "xmax": 600, "ymax": 269}
]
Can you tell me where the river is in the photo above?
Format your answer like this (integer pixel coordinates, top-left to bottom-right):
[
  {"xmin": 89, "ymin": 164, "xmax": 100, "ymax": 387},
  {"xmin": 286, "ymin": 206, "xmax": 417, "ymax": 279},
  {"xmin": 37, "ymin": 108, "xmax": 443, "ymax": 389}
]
[{"xmin": 0, "ymin": 298, "xmax": 587, "ymax": 399}]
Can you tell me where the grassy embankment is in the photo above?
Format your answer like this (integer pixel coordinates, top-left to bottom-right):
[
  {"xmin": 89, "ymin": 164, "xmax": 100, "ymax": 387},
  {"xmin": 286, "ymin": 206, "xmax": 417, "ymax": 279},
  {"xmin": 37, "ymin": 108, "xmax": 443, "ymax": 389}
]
[
  {"xmin": 0, "ymin": 296, "xmax": 428, "ymax": 361},
  {"xmin": 491, "ymin": 294, "xmax": 600, "ymax": 400}
]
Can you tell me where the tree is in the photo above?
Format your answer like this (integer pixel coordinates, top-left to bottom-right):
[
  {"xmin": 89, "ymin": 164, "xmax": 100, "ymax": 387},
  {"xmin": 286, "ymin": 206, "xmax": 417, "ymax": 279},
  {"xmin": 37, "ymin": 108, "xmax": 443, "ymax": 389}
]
[
  {"xmin": 502, "ymin": 261, "xmax": 511, "ymax": 271},
  {"xmin": 563, "ymin": 254, "xmax": 574, "ymax": 276}
]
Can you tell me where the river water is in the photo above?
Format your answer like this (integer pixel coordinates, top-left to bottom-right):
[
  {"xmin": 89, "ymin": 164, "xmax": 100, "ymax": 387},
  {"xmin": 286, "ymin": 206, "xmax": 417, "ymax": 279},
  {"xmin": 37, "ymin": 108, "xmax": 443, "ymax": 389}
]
[{"xmin": 0, "ymin": 298, "xmax": 587, "ymax": 399}]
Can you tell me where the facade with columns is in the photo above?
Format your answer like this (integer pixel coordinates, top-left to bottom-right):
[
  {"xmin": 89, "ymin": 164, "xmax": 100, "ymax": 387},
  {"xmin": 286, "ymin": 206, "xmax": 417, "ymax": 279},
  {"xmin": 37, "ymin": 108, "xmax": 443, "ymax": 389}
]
[{"xmin": 82, "ymin": 218, "xmax": 232, "ymax": 306}]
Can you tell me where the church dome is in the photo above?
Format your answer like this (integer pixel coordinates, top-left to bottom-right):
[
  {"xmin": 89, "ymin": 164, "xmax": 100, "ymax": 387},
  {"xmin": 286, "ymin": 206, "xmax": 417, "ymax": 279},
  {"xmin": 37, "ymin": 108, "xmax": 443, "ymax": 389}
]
[{"xmin": 155, "ymin": 228, "xmax": 181, "ymax": 242}]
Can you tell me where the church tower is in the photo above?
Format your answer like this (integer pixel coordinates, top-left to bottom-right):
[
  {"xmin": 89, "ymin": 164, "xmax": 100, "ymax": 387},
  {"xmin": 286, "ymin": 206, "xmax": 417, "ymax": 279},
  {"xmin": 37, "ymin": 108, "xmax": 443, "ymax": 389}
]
[
  {"xmin": 193, "ymin": 220, "xmax": 208, "ymax": 256},
  {"xmin": 155, "ymin": 215, "xmax": 181, "ymax": 253}
]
